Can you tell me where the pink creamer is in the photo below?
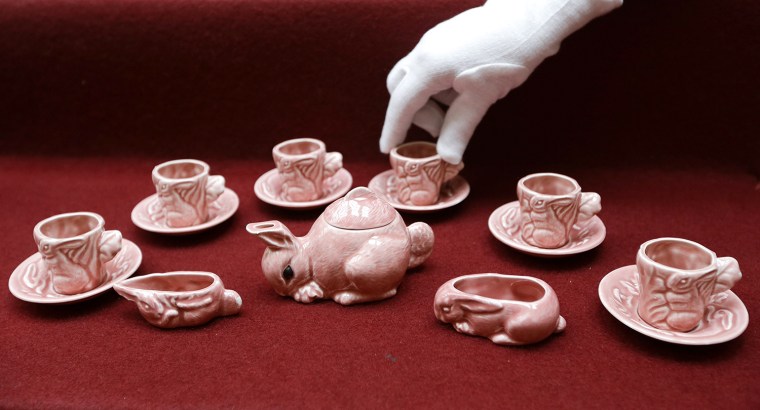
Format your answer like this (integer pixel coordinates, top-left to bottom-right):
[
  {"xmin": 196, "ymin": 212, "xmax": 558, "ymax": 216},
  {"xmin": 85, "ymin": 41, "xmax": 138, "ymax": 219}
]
[
  {"xmin": 114, "ymin": 271, "xmax": 242, "ymax": 328},
  {"xmin": 247, "ymin": 187, "xmax": 434, "ymax": 305}
]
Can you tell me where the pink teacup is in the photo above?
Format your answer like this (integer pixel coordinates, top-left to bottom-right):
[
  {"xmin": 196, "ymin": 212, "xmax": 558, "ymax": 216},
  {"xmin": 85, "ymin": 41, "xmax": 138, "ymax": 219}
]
[
  {"xmin": 389, "ymin": 141, "xmax": 463, "ymax": 206},
  {"xmin": 33, "ymin": 212, "xmax": 122, "ymax": 295},
  {"xmin": 151, "ymin": 159, "xmax": 225, "ymax": 228},
  {"xmin": 273, "ymin": 138, "xmax": 343, "ymax": 202},
  {"xmin": 517, "ymin": 173, "xmax": 601, "ymax": 249},
  {"xmin": 636, "ymin": 238, "xmax": 742, "ymax": 332}
]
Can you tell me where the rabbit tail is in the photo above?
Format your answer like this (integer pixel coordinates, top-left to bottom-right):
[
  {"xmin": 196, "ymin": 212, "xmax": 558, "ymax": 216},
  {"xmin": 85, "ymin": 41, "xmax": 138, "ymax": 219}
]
[
  {"xmin": 555, "ymin": 316, "xmax": 567, "ymax": 333},
  {"xmin": 407, "ymin": 222, "xmax": 434, "ymax": 269}
]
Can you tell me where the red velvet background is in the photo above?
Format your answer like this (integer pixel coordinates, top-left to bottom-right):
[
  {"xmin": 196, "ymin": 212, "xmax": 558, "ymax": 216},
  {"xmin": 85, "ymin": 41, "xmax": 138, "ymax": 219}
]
[{"xmin": 1, "ymin": 0, "xmax": 758, "ymax": 408}]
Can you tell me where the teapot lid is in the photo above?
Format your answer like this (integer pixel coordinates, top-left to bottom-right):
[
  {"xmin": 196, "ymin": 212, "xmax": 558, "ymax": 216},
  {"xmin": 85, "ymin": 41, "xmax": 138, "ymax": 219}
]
[{"xmin": 323, "ymin": 187, "xmax": 397, "ymax": 230}]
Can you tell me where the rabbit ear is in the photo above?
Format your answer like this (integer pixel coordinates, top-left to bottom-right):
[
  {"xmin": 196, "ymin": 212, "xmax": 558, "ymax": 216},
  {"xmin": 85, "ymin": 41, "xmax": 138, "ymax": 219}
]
[
  {"xmin": 55, "ymin": 238, "xmax": 88, "ymax": 262},
  {"xmin": 246, "ymin": 221, "xmax": 297, "ymax": 250},
  {"xmin": 113, "ymin": 283, "xmax": 139, "ymax": 303},
  {"xmin": 456, "ymin": 297, "xmax": 503, "ymax": 314},
  {"xmin": 422, "ymin": 159, "xmax": 445, "ymax": 182},
  {"xmin": 292, "ymin": 157, "xmax": 318, "ymax": 179}
]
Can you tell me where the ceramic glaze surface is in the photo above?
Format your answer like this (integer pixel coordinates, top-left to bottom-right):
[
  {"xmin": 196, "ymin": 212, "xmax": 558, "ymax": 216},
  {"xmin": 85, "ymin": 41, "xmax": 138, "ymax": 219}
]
[
  {"xmin": 254, "ymin": 168, "xmax": 353, "ymax": 210},
  {"xmin": 434, "ymin": 273, "xmax": 565, "ymax": 345},
  {"xmin": 151, "ymin": 159, "xmax": 225, "ymax": 228},
  {"xmin": 114, "ymin": 271, "xmax": 242, "ymax": 328},
  {"xmin": 9, "ymin": 239, "xmax": 142, "ymax": 304},
  {"xmin": 247, "ymin": 187, "xmax": 434, "ymax": 305},
  {"xmin": 323, "ymin": 185, "xmax": 397, "ymax": 229},
  {"xmin": 368, "ymin": 170, "xmax": 470, "ymax": 213},
  {"xmin": 33, "ymin": 212, "xmax": 122, "ymax": 295},
  {"xmin": 636, "ymin": 238, "xmax": 742, "ymax": 332},
  {"xmin": 272, "ymin": 138, "xmax": 343, "ymax": 202},
  {"xmin": 488, "ymin": 201, "xmax": 605, "ymax": 257},
  {"xmin": 599, "ymin": 265, "xmax": 748, "ymax": 345},
  {"xmin": 389, "ymin": 141, "xmax": 463, "ymax": 206},
  {"xmin": 517, "ymin": 173, "xmax": 600, "ymax": 249},
  {"xmin": 133, "ymin": 189, "xmax": 239, "ymax": 234}
]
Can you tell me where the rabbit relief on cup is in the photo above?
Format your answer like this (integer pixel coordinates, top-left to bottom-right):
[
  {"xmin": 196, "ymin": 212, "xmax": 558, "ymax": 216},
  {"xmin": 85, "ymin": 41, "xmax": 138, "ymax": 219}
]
[
  {"xmin": 636, "ymin": 238, "xmax": 742, "ymax": 332},
  {"xmin": 388, "ymin": 141, "xmax": 464, "ymax": 206},
  {"xmin": 273, "ymin": 138, "xmax": 343, "ymax": 202},
  {"xmin": 34, "ymin": 212, "xmax": 123, "ymax": 295},
  {"xmin": 517, "ymin": 173, "xmax": 601, "ymax": 249},
  {"xmin": 150, "ymin": 159, "xmax": 225, "ymax": 228},
  {"xmin": 247, "ymin": 187, "xmax": 434, "ymax": 305}
]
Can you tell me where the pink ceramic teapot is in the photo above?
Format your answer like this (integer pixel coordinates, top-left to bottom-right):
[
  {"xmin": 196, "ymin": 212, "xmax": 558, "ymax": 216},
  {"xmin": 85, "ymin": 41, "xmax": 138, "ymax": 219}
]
[{"xmin": 247, "ymin": 187, "xmax": 434, "ymax": 305}]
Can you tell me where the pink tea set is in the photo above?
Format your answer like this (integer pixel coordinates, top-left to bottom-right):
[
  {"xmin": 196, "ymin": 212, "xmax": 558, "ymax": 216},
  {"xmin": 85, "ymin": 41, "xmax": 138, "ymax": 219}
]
[{"xmin": 8, "ymin": 138, "xmax": 747, "ymax": 343}]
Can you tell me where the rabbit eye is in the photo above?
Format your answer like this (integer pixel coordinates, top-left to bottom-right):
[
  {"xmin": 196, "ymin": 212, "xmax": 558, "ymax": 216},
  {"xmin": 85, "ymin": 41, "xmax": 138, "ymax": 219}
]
[{"xmin": 282, "ymin": 265, "xmax": 294, "ymax": 282}]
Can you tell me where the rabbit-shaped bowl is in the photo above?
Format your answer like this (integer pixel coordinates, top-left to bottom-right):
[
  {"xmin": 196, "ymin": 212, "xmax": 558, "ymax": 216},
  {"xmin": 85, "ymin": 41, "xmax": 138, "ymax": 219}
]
[
  {"xmin": 114, "ymin": 271, "xmax": 242, "ymax": 328},
  {"xmin": 434, "ymin": 273, "xmax": 566, "ymax": 345},
  {"xmin": 247, "ymin": 187, "xmax": 434, "ymax": 305}
]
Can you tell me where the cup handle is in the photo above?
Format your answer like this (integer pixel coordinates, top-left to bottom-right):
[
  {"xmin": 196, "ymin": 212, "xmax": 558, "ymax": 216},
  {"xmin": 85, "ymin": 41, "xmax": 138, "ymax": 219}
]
[
  {"xmin": 206, "ymin": 175, "xmax": 226, "ymax": 202},
  {"xmin": 443, "ymin": 161, "xmax": 464, "ymax": 183},
  {"xmin": 576, "ymin": 192, "xmax": 601, "ymax": 224},
  {"xmin": 323, "ymin": 152, "xmax": 343, "ymax": 179},
  {"xmin": 98, "ymin": 230, "xmax": 123, "ymax": 263},
  {"xmin": 714, "ymin": 257, "xmax": 741, "ymax": 294}
]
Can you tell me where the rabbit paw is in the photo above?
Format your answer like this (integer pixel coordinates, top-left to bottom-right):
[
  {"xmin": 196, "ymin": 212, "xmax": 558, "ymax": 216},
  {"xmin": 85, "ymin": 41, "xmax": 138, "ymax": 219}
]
[
  {"xmin": 293, "ymin": 281, "xmax": 324, "ymax": 303},
  {"xmin": 489, "ymin": 332, "xmax": 518, "ymax": 345},
  {"xmin": 453, "ymin": 321, "xmax": 476, "ymax": 335},
  {"xmin": 333, "ymin": 291, "xmax": 363, "ymax": 305},
  {"xmin": 333, "ymin": 289, "xmax": 397, "ymax": 305}
]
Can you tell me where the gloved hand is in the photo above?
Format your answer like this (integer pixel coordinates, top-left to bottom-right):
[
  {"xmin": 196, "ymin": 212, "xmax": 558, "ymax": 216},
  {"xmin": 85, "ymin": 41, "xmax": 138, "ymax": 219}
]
[{"xmin": 379, "ymin": 0, "xmax": 623, "ymax": 164}]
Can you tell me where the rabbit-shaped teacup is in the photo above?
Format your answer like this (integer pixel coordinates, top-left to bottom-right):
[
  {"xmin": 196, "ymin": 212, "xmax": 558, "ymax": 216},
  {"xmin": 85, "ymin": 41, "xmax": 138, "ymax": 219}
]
[
  {"xmin": 517, "ymin": 172, "xmax": 601, "ymax": 249},
  {"xmin": 34, "ymin": 212, "xmax": 122, "ymax": 295},
  {"xmin": 636, "ymin": 238, "xmax": 742, "ymax": 332},
  {"xmin": 434, "ymin": 273, "xmax": 566, "ymax": 345},
  {"xmin": 273, "ymin": 138, "xmax": 343, "ymax": 202},
  {"xmin": 150, "ymin": 159, "xmax": 226, "ymax": 228}
]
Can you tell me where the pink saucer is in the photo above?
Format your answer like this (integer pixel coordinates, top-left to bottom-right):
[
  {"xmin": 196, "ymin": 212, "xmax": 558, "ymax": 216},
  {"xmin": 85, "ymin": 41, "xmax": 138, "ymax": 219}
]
[
  {"xmin": 488, "ymin": 201, "xmax": 605, "ymax": 257},
  {"xmin": 598, "ymin": 265, "xmax": 748, "ymax": 345},
  {"xmin": 8, "ymin": 239, "xmax": 142, "ymax": 304},
  {"xmin": 131, "ymin": 189, "xmax": 239, "ymax": 234},
  {"xmin": 367, "ymin": 170, "xmax": 470, "ymax": 213},
  {"xmin": 254, "ymin": 168, "xmax": 353, "ymax": 210}
]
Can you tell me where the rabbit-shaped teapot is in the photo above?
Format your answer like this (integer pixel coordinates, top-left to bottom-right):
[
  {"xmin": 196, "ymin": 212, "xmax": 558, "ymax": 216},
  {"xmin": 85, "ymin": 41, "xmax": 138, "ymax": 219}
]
[{"xmin": 247, "ymin": 187, "xmax": 434, "ymax": 305}]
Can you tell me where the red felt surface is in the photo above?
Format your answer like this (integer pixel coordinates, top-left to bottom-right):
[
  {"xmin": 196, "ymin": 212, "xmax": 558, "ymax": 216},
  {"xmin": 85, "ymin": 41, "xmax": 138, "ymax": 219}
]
[{"xmin": 1, "ymin": 0, "xmax": 759, "ymax": 409}]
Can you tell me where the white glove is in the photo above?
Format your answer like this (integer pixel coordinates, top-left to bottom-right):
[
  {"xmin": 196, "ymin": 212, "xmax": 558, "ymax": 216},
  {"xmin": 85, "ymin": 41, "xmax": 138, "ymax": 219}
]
[{"xmin": 379, "ymin": 0, "xmax": 623, "ymax": 164}]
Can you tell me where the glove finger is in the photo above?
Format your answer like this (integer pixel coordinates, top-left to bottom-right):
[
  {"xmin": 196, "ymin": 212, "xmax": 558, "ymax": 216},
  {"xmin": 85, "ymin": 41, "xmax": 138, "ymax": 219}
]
[
  {"xmin": 386, "ymin": 57, "xmax": 409, "ymax": 93},
  {"xmin": 436, "ymin": 91, "xmax": 493, "ymax": 164},
  {"xmin": 432, "ymin": 88, "xmax": 458, "ymax": 106},
  {"xmin": 412, "ymin": 99, "xmax": 445, "ymax": 138},
  {"xmin": 380, "ymin": 73, "xmax": 441, "ymax": 153}
]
